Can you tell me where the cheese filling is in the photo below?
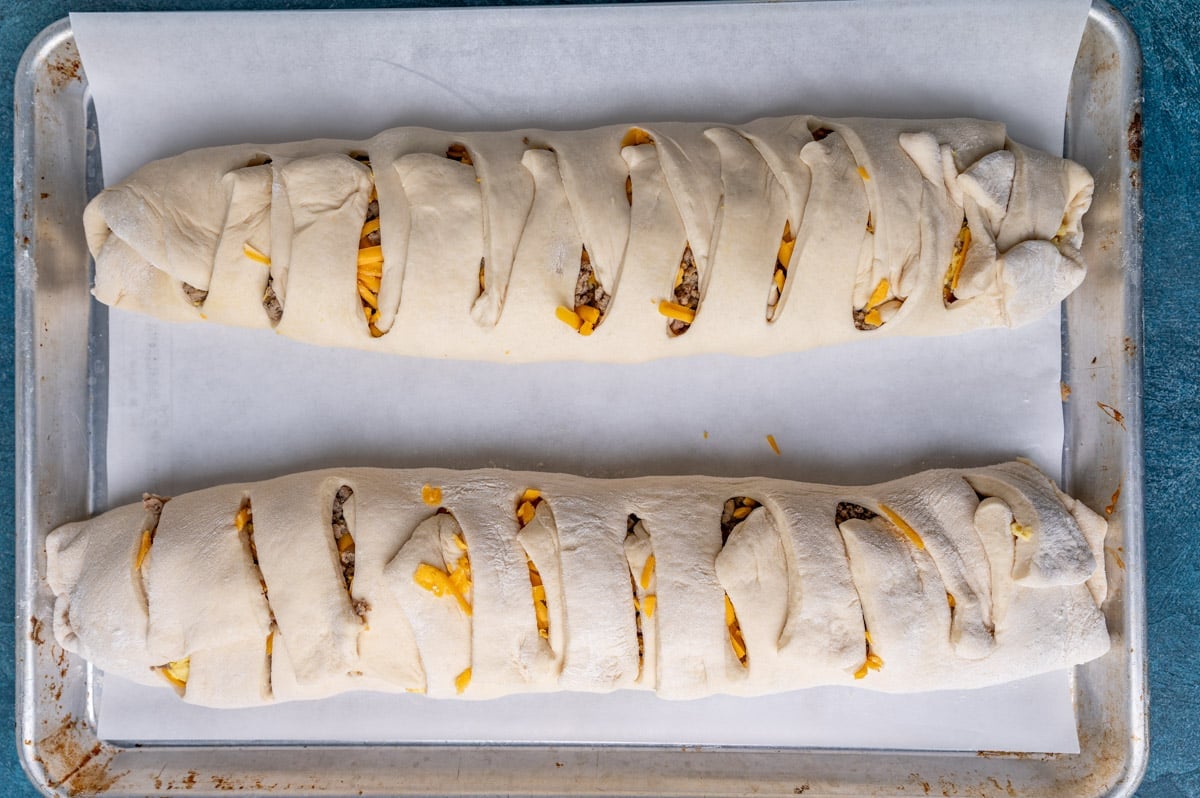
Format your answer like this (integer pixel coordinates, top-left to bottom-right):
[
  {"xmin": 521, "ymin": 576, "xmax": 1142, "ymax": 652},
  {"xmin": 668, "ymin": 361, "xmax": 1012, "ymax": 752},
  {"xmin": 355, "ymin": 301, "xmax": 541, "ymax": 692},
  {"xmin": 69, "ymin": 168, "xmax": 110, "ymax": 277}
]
[
  {"xmin": 421, "ymin": 483, "xmax": 443, "ymax": 506},
  {"xmin": 943, "ymin": 219, "xmax": 972, "ymax": 304},
  {"xmin": 134, "ymin": 493, "xmax": 169, "ymax": 573},
  {"xmin": 720, "ymin": 497, "xmax": 759, "ymax": 667},
  {"xmin": 156, "ymin": 657, "xmax": 191, "ymax": 693},
  {"xmin": 878, "ymin": 504, "xmax": 926, "ymax": 551},
  {"xmin": 660, "ymin": 245, "xmax": 700, "ymax": 335},
  {"xmin": 516, "ymin": 489, "xmax": 551, "ymax": 640},
  {"xmin": 766, "ymin": 221, "xmax": 796, "ymax": 321},
  {"xmin": 331, "ymin": 485, "xmax": 369, "ymax": 621},
  {"xmin": 625, "ymin": 515, "xmax": 657, "ymax": 673},
  {"xmin": 236, "ymin": 498, "xmax": 278, "ymax": 691},
  {"xmin": 855, "ymin": 275, "xmax": 904, "ymax": 330},
  {"xmin": 556, "ymin": 249, "xmax": 609, "ymax": 336},
  {"xmin": 245, "ymin": 240, "xmax": 279, "ymax": 324},
  {"xmin": 1010, "ymin": 519, "xmax": 1033, "ymax": 540},
  {"xmin": 835, "ymin": 502, "xmax": 885, "ymax": 680},
  {"xmin": 413, "ymin": 522, "xmax": 473, "ymax": 616},
  {"xmin": 354, "ymin": 157, "xmax": 385, "ymax": 338}
]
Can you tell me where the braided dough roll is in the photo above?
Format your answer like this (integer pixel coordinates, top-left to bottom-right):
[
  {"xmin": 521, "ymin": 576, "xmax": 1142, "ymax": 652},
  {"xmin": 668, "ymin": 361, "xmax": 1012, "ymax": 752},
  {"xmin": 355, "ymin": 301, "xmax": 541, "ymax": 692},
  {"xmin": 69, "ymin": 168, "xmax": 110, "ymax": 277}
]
[
  {"xmin": 84, "ymin": 116, "xmax": 1093, "ymax": 362},
  {"xmin": 46, "ymin": 461, "xmax": 1109, "ymax": 707}
]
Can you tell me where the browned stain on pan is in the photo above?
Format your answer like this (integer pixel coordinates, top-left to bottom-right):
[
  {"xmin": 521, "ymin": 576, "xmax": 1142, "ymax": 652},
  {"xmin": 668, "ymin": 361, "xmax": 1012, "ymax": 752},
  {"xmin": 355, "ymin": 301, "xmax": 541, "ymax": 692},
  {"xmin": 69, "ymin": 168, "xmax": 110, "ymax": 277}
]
[
  {"xmin": 33, "ymin": 714, "xmax": 124, "ymax": 794},
  {"xmin": 1097, "ymin": 402, "xmax": 1126, "ymax": 429},
  {"xmin": 1105, "ymin": 482, "xmax": 1123, "ymax": 516},
  {"xmin": 47, "ymin": 40, "xmax": 82, "ymax": 91},
  {"xmin": 1126, "ymin": 112, "xmax": 1142, "ymax": 162}
]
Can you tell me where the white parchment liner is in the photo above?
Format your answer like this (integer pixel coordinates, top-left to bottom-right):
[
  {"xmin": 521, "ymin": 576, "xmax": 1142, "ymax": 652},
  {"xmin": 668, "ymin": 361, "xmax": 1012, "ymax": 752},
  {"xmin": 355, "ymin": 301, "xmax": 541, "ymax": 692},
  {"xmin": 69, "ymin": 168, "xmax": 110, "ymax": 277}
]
[{"xmin": 72, "ymin": 0, "xmax": 1092, "ymax": 751}]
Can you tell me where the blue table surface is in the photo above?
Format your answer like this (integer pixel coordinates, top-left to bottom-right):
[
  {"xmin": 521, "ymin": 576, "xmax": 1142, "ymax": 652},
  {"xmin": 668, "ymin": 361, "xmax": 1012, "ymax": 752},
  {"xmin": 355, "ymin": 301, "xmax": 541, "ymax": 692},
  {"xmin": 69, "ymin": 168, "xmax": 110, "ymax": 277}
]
[{"xmin": 1, "ymin": 1, "xmax": 1196, "ymax": 795}]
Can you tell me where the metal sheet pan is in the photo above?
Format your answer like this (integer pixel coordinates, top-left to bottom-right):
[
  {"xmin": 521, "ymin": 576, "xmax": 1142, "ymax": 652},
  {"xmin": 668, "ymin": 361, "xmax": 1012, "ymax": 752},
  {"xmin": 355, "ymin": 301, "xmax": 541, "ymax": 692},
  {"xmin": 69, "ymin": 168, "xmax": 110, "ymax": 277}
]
[{"xmin": 13, "ymin": 3, "xmax": 1144, "ymax": 794}]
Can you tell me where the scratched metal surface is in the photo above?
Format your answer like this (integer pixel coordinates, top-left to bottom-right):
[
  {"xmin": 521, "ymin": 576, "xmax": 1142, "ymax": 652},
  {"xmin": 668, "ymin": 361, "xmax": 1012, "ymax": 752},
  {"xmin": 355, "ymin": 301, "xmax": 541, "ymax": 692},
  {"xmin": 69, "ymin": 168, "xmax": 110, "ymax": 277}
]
[{"xmin": 0, "ymin": 0, "xmax": 1189, "ymax": 796}]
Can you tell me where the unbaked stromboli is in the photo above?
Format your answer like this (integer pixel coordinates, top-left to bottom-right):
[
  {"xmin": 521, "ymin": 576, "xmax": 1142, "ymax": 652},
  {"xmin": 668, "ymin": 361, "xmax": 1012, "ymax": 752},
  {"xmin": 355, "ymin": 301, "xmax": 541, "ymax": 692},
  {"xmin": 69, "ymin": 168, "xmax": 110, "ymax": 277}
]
[
  {"xmin": 84, "ymin": 116, "xmax": 1093, "ymax": 362},
  {"xmin": 46, "ymin": 461, "xmax": 1109, "ymax": 707}
]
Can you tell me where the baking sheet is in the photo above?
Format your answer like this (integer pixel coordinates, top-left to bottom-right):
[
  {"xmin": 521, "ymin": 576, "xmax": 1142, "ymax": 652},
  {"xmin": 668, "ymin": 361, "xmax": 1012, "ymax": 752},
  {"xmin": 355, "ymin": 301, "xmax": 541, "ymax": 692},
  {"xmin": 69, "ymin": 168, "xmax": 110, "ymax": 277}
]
[{"xmin": 72, "ymin": 0, "xmax": 1093, "ymax": 753}]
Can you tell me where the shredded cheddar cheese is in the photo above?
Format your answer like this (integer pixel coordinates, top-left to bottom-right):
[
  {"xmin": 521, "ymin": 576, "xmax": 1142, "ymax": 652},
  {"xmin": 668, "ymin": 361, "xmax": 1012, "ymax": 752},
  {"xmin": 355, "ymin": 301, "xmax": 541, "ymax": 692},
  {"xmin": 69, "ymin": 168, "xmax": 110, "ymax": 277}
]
[
  {"xmin": 658, "ymin": 301, "xmax": 696, "ymax": 324},
  {"xmin": 529, "ymin": 559, "xmax": 550, "ymax": 639},
  {"xmin": 724, "ymin": 594, "xmax": 749, "ymax": 666},
  {"xmin": 1010, "ymin": 520, "xmax": 1033, "ymax": 541},
  {"xmin": 157, "ymin": 657, "xmax": 190, "ymax": 691},
  {"xmin": 517, "ymin": 490, "xmax": 552, "ymax": 641},
  {"xmin": 857, "ymin": 165, "xmax": 870, "ymax": 180},
  {"xmin": 414, "ymin": 561, "xmax": 472, "ymax": 615},
  {"xmin": 641, "ymin": 594, "xmax": 657, "ymax": 618},
  {"xmin": 135, "ymin": 529, "xmax": 153, "ymax": 571},
  {"xmin": 621, "ymin": 128, "xmax": 654, "ymax": 148},
  {"xmin": 421, "ymin": 484, "xmax": 443, "ymax": 506},
  {"xmin": 777, "ymin": 229, "xmax": 796, "ymax": 267},
  {"xmin": 866, "ymin": 278, "xmax": 890, "ymax": 310},
  {"xmin": 943, "ymin": 220, "xmax": 972, "ymax": 303},
  {"xmin": 556, "ymin": 305, "xmax": 584, "ymax": 332},
  {"xmin": 879, "ymin": 504, "xmax": 926, "ymax": 550},
  {"xmin": 576, "ymin": 305, "xmax": 601, "ymax": 325},
  {"xmin": 356, "ymin": 246, "xmax": 384, "ymax": 266},
  {"xmin": 640, "ymin": 554, "xmax": 655, "ymax": 591},
  {"xmin": 766, "ymin": 434, "xmax": 781, "ymax": 456},
  {"xmin": 455, "ymin": 667, "xmax": 472, "ymax": 694},
  {"xmin": 855, "ymin": 649, "xmax": 884, "ymax": 679},
  {"xmin": 243, "ymin": 243, "xmax": 271, "ymax": 265},
  {"xmin": 355, "ymin": 179, "xmax": 385, "ymax": 337}
]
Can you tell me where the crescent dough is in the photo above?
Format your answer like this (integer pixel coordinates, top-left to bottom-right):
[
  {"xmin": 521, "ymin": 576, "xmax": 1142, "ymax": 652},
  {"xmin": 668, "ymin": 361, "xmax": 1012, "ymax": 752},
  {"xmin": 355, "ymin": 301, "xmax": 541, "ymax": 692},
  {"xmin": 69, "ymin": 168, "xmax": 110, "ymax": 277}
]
[
  {"xmin": 45, "ymin": 460, "xmax": 1109, "ymax": 706},
  {"xmin": 84, "ymin": 116, "xmax": 1093, "ymax": 362}
]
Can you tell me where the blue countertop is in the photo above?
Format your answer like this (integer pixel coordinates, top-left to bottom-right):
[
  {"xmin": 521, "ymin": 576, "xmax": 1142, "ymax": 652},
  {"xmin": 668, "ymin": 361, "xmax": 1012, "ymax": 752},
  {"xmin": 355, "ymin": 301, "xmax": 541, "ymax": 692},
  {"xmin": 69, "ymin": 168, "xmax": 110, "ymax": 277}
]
[{"xmin": 2, "ymin": 1, "xmax": 1196, "ymax": 795}]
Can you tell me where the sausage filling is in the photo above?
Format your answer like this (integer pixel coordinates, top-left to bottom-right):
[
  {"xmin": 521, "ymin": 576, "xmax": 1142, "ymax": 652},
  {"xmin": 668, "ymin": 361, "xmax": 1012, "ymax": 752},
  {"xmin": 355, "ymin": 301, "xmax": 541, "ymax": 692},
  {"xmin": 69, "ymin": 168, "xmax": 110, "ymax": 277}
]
[{"xmin": 719, "ymin": 497, "xmax": 758, "ymax": 667}]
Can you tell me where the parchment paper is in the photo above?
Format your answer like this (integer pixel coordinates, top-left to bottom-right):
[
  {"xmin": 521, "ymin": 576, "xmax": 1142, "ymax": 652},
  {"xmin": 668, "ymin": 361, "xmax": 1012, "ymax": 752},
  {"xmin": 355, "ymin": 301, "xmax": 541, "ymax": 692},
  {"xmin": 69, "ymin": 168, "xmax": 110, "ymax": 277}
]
[{"xmin": 72, "ymin": 0, "xmax": 1092, "ymax": 752}]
